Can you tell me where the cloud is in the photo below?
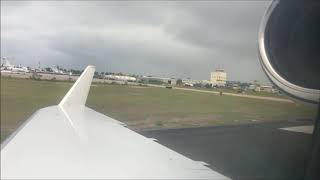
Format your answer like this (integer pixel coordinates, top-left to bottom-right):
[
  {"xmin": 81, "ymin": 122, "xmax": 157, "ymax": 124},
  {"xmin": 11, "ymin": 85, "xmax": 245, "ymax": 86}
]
[{"xmin": 1, "ymin": 1, "xmax": 271, "ymax": 83}]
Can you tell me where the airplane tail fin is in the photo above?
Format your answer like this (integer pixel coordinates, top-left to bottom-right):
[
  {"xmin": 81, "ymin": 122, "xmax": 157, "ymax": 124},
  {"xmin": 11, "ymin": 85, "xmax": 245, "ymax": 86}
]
[{"xmin": 59, "ymin": 65, "xmax": 95, "ymax": 109}]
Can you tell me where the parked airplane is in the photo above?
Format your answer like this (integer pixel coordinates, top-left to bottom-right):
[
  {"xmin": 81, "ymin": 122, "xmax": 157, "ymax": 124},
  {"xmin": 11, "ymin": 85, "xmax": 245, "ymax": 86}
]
[
  {"xmin": 51, "ymin": 66, "xmax": 64, "ymax": 74},
  {"xmin": 11, "ymin": 66, "xmax": 29, "ymax": 73},
  {"xmin": 0, "ymin": 58, "xmax": 29, "ymax": 73},
  {"xmin": 0, "ymin": 58, "xmax": 14, "ymax": 71}
]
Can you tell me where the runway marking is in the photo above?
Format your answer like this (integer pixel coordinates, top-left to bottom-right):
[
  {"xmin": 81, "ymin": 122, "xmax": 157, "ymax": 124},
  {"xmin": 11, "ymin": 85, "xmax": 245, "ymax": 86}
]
[{"xmin": 279, "ymin": 125, "xmax": 314, "ymax": 134}]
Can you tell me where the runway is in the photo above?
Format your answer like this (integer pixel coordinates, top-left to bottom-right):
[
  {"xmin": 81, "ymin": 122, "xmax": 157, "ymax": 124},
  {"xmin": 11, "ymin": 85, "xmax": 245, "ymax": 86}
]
[{"xmin": 141, "ymin": 120, "xmax": 314, "ymax": 180}]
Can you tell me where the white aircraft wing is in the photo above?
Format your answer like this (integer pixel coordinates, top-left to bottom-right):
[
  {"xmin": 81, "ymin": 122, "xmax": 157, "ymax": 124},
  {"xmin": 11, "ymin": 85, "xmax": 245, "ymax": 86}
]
[{"xmin": 1, "ymin": 65, "xmax": 229, "ymax": 179}]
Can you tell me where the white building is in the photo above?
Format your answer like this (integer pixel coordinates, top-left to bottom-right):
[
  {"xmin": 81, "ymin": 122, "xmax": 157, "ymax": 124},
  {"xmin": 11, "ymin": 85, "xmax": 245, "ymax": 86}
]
[
  {"xmin": 210, "ymin": 69, "xmax": 227, "ymax": 87},
  {"xmin": 105, "ymin": 74, "xmax": 137, "ymax": 82},
  {"xmin": 254, "ymin": 85, "xmax": 274, "ymax": 92},
  {"xmin": 249, "ymin": 84, "xmax": 256, "ymax": 90},
  {"xmin": 182, "ymin": 79, "xmax": 202, "ymax": 85},
  {"xmin": 260, "ymin": 85, "xmax": 273, "ymax": 92},
  {"xmin": 139, "ymin": 76, "xmax": 176, "ymax": 85}
]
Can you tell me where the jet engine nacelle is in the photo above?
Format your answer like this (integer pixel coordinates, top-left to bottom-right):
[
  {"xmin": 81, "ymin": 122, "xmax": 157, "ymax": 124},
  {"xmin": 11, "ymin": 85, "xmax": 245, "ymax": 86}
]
[{"xmin": 258, "ymin": 0, "xmax": 320, "ymax": 104}]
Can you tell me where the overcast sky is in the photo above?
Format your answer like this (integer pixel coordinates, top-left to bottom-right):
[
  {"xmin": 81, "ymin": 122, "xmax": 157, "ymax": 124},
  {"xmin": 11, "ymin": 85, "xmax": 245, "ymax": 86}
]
[{"xmin": 1, "ymin": 1, "xmax": 271, "ymax": 83}]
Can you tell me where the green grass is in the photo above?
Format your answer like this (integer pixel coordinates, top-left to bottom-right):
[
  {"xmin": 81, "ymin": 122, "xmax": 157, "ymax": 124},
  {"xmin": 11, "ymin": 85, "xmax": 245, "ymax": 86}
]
[
  {"xmin": 1, "ymin": 77, "xmax": 317, "ymax": 142},
  {"xmin": 1, "ymin": 78, "xmax": 72, "ymax": 142}
]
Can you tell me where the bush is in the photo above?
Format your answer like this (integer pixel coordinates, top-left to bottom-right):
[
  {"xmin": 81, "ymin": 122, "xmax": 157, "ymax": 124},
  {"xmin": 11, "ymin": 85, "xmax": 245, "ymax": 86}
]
[
  {"xmin": 155, "ymin": 120, "xmax": 163, "ymax": 127},
  {"xmin": 31, "ymin": 73, "xmax": 41, "ymax": 80}
]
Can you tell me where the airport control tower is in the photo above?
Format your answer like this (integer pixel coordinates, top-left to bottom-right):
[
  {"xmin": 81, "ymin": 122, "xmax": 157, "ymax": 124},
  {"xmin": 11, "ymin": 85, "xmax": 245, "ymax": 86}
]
[{"xmin": 210, "ymin": 68, "xmax": 227, "ymax": 87}]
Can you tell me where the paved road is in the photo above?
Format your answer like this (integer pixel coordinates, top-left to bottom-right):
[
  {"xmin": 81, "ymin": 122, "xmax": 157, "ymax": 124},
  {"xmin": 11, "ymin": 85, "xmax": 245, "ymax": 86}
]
[
  {"xmin": 174, "ymin": 87, "xmax": 294, "ymax": 103},
  {"xmin": 147, "ymin": 84, "xmax": 293, "ymax": 103},
  {"xmin": 141, "ymin": 120, "xmax": 313, "ymax": 180}
]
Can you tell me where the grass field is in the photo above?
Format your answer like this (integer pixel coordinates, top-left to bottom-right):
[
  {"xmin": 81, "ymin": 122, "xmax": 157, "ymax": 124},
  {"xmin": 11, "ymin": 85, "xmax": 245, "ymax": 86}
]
[{"xmin": 1, "ymin": 77, "xmax": 317, "ymax": 142}]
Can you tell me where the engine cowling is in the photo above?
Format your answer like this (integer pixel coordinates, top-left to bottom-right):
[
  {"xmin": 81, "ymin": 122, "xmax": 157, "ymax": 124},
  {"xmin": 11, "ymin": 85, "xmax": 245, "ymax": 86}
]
[{"xmin": 258, "ymin": 0, "xmax": 320, "ymax": 104}]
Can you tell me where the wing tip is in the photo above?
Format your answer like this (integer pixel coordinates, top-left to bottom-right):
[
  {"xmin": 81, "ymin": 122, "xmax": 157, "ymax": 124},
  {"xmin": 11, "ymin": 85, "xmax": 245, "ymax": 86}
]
[{"xmin": 59, "ymin": 65, "xmax": 95, "ymax": 109}]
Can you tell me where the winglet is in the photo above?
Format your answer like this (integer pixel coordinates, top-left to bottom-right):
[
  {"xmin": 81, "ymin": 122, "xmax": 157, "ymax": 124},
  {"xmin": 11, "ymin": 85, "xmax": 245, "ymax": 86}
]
[{"xmin": 59, "ymin": 65, "xmax": 95, "ymax": 109}]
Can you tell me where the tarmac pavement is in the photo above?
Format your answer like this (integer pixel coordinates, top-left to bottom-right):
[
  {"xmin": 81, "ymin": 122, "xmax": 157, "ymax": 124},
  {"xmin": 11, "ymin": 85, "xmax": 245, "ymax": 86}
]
[{"xmin": 141, "ymin": 120, "xmax": 314, "ymax": 180}]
